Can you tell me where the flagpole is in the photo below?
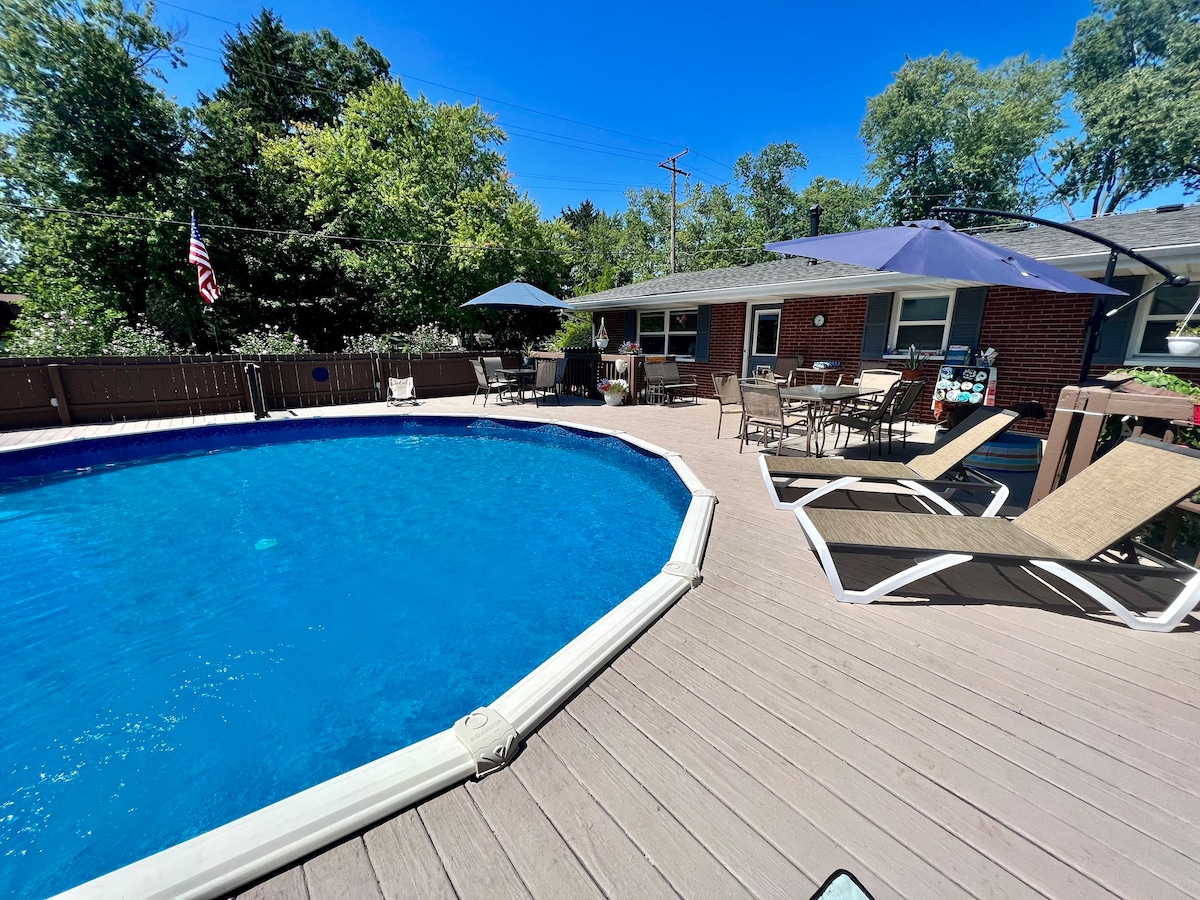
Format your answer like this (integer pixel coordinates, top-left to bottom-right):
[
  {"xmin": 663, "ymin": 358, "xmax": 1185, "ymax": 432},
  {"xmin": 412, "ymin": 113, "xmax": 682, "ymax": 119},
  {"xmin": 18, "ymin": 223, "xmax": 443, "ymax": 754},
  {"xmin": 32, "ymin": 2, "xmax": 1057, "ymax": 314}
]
[{"xmin": 204, "ymin": 304, "xmax": 221, "ymax": 354}]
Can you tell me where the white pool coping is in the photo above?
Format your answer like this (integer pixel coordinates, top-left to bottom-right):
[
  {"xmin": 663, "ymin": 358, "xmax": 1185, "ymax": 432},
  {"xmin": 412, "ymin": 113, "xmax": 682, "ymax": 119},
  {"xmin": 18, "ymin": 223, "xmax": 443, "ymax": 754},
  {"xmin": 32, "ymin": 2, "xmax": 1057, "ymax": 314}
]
[{"xmin": 29, "ymin": 412, "xmax": 716, "ymax": 899}]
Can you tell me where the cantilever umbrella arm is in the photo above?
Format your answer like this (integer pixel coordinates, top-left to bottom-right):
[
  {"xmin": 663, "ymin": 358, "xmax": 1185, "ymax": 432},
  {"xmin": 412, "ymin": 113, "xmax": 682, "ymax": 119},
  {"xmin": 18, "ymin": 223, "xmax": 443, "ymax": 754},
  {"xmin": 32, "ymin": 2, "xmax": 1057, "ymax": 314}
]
[{"xmin": 931, "ymin": 206, "xmax": 1191, "ymax": 382}]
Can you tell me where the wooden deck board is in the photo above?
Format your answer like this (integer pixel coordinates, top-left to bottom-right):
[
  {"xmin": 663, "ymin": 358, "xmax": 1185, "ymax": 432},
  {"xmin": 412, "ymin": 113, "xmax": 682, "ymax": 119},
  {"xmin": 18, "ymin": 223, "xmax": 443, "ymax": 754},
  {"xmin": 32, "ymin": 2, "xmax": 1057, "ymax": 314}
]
[
  {"xmin": 361, "ymin": 810, "xmax": 455, "ymax": 900},
  {"xmin": 9, "ymin": 396, "xmax": 1200, "ymax": 899}
]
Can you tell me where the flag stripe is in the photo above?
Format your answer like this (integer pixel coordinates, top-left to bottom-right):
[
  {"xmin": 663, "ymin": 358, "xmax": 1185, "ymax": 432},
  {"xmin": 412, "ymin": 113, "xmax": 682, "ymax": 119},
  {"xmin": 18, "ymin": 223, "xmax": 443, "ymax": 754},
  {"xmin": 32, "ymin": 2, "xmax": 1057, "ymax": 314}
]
[{"xmin": 189, "ymin": 213, "xmax": 220, "ymax": 304}]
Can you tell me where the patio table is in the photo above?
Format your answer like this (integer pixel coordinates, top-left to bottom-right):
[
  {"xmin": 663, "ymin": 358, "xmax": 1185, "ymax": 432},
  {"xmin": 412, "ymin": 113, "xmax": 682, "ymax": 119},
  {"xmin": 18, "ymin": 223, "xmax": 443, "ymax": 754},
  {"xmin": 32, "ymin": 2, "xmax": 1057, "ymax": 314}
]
[
  {"xmin": 497, "ymin": 367, "xmax": 535, "ymax": 402},
  {"xmin": 780, "ymin": 383, "xmax": 881, "ymax": 456}
]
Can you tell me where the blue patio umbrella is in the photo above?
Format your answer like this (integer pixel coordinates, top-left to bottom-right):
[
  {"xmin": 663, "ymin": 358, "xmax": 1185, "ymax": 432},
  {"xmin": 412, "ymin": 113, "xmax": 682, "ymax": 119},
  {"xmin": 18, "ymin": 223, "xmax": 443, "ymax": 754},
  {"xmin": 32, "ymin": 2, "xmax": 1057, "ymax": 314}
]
[
  {"xmin": 765, "ymin": 220, "xmax": 1126, "ymax": 296},
  {"xmin": 461, "ymin": 280, "xmax": 575, "ymax": 310}
]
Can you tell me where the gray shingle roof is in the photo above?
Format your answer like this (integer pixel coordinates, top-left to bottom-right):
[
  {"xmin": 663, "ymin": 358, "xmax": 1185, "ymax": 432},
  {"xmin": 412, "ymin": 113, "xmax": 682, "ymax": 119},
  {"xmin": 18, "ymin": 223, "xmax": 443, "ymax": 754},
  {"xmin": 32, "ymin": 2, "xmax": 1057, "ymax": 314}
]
[{"xmin": 573, "ymin": 203, "xmax": 1200, "ymax": 305}]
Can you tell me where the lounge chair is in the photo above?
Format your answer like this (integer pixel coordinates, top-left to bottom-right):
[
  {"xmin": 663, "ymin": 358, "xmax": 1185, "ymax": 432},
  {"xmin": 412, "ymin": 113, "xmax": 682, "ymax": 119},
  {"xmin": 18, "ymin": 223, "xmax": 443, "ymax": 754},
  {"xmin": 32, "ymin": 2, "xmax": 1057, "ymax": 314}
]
[
  {"xmin": 760, "ymin": 406, "xmax": 1020, "ymax": 515},
  {"xmin": 644, "ymin": 360, "xmax": 698, "ymax": 406},
  {"xmin": 386, "ymin": 376, "xmax": 417, "ymax": 406},
  {"xmin": 794, "ymin": 437, "xmax": 1200, "ymax": 631},
  {"xmin": 739, "ymin": 379, "xmax": 806, "ymax": 455},
  {"xmin": 711, "ymin": 371, "xmax": 743, "ymax": 438}
]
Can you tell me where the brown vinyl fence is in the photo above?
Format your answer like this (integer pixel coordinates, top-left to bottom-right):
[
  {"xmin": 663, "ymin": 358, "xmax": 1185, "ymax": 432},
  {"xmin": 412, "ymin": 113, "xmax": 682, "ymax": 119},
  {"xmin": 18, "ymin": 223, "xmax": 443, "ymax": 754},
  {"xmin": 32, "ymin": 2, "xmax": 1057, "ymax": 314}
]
[{"xmin": 0, "ymin": 352, "xmax": 624, "ymax": 430}]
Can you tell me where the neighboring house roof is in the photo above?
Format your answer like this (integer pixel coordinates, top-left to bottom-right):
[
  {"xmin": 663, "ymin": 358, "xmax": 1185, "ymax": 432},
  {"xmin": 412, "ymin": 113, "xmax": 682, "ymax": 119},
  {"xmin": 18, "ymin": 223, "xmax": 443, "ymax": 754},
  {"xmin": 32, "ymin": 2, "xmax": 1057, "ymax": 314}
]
[{"xmin": 572, "ymin": 203, "xmax": 1200, "ymax": 309}]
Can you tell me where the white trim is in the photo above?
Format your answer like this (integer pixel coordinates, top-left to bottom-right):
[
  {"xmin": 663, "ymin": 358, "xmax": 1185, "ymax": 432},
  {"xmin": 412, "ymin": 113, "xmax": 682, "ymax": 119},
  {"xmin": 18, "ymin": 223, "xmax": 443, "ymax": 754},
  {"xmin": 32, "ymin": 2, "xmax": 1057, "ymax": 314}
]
[
  {"xmin": 888, "ymin": 290, "xmax": 957, "ymax": 355},
  {"xmin": 751, "ymin": 307, "xmax": 781, "ymax": 356},
  {"xmin": 36, "ymin": 414, "xmax": 716, "ymax": 900}
]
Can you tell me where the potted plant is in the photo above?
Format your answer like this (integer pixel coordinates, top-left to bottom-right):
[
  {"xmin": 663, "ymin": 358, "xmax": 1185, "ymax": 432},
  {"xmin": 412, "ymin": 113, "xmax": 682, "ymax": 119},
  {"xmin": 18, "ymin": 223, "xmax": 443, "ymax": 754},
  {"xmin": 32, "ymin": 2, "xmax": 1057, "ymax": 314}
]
[
  {"xmin": 902, "ymin": 344, "xmax": 931, "ymax": 379},
  {"xmin": 521, "ymin": 342, "xmax": 536, "ymax": 366},
  {"xmin": 617, "ymin": 340, "xmax": 642, "ymax": 355},
  {"xmin": 1167, "ymin": 322, "xmax": 1200, "ymax": 357},
  {"xmin": 598, "ymin": 378, "xmax": 629, "ymax": 406}
]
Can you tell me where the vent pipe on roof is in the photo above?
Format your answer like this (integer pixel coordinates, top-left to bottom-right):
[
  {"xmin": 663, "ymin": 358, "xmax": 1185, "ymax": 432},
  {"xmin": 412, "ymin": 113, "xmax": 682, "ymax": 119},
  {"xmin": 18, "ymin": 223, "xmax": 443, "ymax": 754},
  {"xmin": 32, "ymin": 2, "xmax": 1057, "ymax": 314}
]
[{"xmin": 809, "ymin": 203, "xmax": 824, "ymax": 237}]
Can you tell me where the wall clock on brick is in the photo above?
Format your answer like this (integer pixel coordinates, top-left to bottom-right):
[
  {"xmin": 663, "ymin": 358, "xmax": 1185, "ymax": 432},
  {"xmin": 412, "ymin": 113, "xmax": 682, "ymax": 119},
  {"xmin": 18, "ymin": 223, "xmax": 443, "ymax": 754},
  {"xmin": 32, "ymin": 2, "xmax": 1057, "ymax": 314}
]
[{"xmin": 812, "ymin": 313, "xmax": 827, "ymax": 327}]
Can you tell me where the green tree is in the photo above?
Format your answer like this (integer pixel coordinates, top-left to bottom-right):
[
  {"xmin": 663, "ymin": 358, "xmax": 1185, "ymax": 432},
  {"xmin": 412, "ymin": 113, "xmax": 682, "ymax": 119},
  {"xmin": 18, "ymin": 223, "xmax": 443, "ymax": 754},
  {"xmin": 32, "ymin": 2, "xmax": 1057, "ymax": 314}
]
[
  {"xmin": 558, "ymin": 200, "xmax": 628, "ymax": 296},
  {"xmin": 185, "ymin": 10, "xmax": 392, "ymax": 347},
  {"xmin": 1049, "ymin": 0, "xmax": 1200, "ymax": 215},
  {"xmin": 861, "ymin": 53, "xmax": 1062, "ymax": 224},
  {"xmin": 795, "ymin": 177, "xmax": 884, "ymax": 234},
  {"xmin": 261, "ymin": 81, "xmax": 560, "ymax": 343},
  {"xmin": 0, "ymin": 0, "xmax": 193, "ymax": 349},
  {"xmin": 733, "ymin": 141, "xmax": 809, "ymax": 244}
]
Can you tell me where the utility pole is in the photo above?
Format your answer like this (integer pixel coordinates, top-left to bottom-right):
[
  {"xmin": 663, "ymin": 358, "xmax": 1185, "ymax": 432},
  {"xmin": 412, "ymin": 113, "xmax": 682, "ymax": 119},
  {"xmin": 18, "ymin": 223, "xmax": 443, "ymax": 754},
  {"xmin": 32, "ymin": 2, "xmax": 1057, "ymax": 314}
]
[{"xmin": 658, "ymin": 149, "xmax": 690, "ymax": 274}]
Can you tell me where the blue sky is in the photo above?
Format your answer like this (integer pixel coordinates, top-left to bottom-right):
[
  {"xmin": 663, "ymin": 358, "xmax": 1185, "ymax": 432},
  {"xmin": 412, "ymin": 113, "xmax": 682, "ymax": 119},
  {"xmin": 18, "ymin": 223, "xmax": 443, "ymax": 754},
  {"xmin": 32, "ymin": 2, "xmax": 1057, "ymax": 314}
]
[{"xmin": 153, "ymin": 0, "xmax": 1186, "ymax": 221}]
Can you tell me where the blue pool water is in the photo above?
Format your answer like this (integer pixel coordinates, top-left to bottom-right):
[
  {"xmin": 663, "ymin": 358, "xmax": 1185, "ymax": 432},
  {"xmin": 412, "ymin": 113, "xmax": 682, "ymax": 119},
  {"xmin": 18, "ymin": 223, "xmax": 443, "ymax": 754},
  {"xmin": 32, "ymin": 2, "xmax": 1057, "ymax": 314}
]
[{"xmin": 0, "ymin": 417, "xmax": 690, "ymax": 898}]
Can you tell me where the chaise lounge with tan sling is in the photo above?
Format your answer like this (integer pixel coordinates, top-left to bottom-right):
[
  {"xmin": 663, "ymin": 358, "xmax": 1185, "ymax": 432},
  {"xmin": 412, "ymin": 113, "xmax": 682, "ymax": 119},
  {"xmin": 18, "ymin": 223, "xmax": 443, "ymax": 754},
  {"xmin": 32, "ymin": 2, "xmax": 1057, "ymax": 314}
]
[
  {"xmin": 793, "ymin": 437, "xmax": 1200, "ymax": 631},
  {"xmin": 760, "ymin": 406, "xmax": 1021, "ymax": 515}
]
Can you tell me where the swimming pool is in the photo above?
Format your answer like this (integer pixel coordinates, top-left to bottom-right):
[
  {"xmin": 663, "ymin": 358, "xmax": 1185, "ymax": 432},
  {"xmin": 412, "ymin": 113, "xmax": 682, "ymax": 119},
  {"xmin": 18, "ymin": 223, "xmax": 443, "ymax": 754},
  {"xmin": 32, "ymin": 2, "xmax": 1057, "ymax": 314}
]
[{"xmin": 0, "ymin": 414, "xmax": 714, "ymax": 898}]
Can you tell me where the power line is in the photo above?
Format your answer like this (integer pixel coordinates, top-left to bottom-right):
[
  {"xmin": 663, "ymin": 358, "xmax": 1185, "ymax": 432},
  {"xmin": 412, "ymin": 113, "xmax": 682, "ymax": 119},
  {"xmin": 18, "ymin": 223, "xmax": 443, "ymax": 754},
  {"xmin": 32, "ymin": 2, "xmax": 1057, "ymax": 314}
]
[{"xmin": 0, "ymin": 202, "xmax": 570, "ymax": 256}]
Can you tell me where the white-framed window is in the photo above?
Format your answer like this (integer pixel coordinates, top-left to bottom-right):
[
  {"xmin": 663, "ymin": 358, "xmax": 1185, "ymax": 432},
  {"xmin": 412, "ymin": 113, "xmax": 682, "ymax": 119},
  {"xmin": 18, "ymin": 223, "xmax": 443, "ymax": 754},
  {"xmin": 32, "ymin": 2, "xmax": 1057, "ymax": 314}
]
[
  {"xmin": 639, "ymin": 309, "xmax": 698, "ymax": 357},
  {"xmin": 1127, "ymin": 283, "xmax": 1200, "ymax": 360},
  {"xmin": 887, "ymin": 291, "xmax": 955, "ymax": 356},
  {"xmin": 751, "ymin": 308, "xmax": 780, "ymax": 357}
]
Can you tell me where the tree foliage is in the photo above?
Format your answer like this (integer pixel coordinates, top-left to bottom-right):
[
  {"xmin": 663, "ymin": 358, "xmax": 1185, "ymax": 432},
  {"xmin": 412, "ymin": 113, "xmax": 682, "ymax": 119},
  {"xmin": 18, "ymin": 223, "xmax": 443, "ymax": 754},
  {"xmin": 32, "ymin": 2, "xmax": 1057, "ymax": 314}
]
[
  {"xmin": 1049, "ymin": 0, "xmax": 1200, "ymax": 215},
  {"xmin": 861, "ymin": 53, "xmax": 1062, "ymax": 224}
]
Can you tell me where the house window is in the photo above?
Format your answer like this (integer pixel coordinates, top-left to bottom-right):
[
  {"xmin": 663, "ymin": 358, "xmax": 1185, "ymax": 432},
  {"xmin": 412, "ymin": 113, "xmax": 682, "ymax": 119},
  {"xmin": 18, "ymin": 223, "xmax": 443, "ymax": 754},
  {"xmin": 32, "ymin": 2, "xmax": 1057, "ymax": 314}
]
[
  {"xmin": 1129, "ymin": 283, "xmax": 1200, "ymax": 357},
  {"xmin": 890, "ymin": 293, "xmax": 954, "ymax": 354},
  {"xmin": 752, "ymin": 309, "xmax": 780, "ymax": 356},
  {"xmin": 639, "ymin": 309, "xmax": 698, "ymax": 357}
]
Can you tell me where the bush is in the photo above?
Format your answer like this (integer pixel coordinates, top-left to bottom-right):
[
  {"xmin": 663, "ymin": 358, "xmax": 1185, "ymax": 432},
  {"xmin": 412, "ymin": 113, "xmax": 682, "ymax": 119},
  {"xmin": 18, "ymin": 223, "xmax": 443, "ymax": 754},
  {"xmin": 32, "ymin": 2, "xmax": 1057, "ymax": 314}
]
[
  {"xmin": 105, "ymin": 316, "xmax": 184, "ymax": 356},
  {"xmin": 342, "ymin": 333, "xmax": 390, "ymax": 353},
  {"xmin": 231, "ymin": 326, "xmax": 311, "ymax": 354},
  {"xmin": 548, "ymin": 311, "xmax": 594, "ymax": 350},
  {"xmin": 396, "ymin": 324, "xmax": 459, "ymax": 353},
  {"xmin": 7, "ymin": 306, "xmax": 120, "ymax": 356}
]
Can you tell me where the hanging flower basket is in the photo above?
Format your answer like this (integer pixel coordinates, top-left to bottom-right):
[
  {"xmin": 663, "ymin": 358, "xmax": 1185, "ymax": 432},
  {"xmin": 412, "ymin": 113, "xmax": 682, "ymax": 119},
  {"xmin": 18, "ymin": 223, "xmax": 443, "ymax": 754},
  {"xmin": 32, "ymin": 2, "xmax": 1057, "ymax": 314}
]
[{"xmin": 1167, "ymin": 335, "xmax": 1200, "ymax": 357}]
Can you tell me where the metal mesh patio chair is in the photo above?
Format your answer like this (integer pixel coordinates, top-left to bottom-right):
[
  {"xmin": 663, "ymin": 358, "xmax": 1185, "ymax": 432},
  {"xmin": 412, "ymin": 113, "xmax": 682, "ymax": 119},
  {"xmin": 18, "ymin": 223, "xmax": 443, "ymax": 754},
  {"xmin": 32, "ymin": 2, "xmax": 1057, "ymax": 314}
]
[
  {"xmin": 739, "ymin": 379, "xmax": 806, "ymax": 455},
  {"xmin": 470, "ymin": 358, "xmax": 515, "ymax": 406},
  {"xmin": 827, "ymin": 380, "xmax": 907, "ymax": 457},
  {"xmin": 760, "ymin": 406, "xmax": 1021, "ymax": 515},
  {"xmin": 531, "ymin": 358, "xmax": 561, "ymax": 406},
  {"xmin": 711, "ymin": 371, "xmax": 743, "ymax": 438},
  {"xmin": 794, "ymin": 437, "xmax": 1200, "ymax": 631}
]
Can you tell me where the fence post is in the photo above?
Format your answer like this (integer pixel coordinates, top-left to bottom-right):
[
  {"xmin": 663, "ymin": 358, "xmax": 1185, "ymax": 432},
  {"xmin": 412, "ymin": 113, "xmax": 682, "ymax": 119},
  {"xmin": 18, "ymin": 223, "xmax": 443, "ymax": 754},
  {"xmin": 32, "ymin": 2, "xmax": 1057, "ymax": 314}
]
[{"xmin": 46, "ymin": 364, "xmax": 72, "ymax": 425}]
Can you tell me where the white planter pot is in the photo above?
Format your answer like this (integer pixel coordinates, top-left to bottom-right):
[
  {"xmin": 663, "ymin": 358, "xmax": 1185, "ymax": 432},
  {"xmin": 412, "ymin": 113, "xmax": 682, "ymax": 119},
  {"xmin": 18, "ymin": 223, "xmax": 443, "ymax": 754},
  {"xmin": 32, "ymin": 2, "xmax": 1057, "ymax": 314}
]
[
  {"xmin": 603, "ymin": 392, "xmax": 625, "ymax": 406},
  {"xmin": 1167, "ymin": 336, "xmax": 1200, "ymax": 356}
]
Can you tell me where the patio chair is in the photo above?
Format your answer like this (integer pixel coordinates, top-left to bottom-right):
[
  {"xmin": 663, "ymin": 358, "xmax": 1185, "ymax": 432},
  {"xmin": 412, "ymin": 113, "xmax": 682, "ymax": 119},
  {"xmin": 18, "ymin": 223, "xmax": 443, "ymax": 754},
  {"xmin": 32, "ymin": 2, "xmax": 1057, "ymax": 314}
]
[
  {"xmin": 881, "ymin": 378, "xmax": 928, "ymax": 453},
  {"xmin": 531, "ymin": 358, "xmax": 561, "ymax": 406},
  {"xmin": 760, "ymin": 406, "xmax": 1021, "ymax": 515},
  {"xmin": 470, "ymin": 358, "xmax": 515, "ymax": 406},
  {"xmin": 711, "ymin": 371, "xmax": 743, "ymax": 438},
  {"xmin": 739, "ymin": 379, "xmax": 806, "ymax": 455},
  {"xmin": 794, "ymin": 437, "xmax": 1200, "ymax": 631},
  {"xmin": 644, "ymin": 360, "xmax": 698, "ymax": 406},
  {"xmin": 765, "ymin": 355, "xmax": 804, "ymax": 386},
  {"xmin": 386, "ymin": 376, "xmax": 417, "ymax": 406},
  {"xmin": 827, "ymin": 380, "xmax": 908, "ymax": 457}
]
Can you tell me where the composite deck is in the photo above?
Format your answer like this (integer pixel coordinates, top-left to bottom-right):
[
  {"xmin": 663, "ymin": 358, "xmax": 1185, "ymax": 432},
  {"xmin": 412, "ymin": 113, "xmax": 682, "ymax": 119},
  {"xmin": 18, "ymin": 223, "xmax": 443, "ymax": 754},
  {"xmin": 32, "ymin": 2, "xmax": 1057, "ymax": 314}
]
[{"xmin": 5, "ymin": 398, "xmax": 1199, "ymax": 900}]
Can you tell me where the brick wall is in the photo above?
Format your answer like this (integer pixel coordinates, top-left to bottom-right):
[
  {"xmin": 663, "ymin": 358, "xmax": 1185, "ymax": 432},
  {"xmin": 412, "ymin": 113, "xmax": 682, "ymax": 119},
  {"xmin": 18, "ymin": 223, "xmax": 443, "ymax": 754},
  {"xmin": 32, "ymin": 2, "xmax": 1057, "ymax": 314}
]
[{"xmin": 596, "ymin": 290, "xmax": 1200, "ymax": 433}]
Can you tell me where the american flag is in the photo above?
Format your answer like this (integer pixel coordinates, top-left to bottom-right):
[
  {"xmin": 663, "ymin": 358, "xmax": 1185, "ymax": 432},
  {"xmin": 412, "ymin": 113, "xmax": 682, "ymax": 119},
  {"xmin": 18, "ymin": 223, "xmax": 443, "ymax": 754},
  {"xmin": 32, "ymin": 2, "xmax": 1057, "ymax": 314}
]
[{"xmin": 188, "ymin": 211, "xmax": 220, "ymax": 304}]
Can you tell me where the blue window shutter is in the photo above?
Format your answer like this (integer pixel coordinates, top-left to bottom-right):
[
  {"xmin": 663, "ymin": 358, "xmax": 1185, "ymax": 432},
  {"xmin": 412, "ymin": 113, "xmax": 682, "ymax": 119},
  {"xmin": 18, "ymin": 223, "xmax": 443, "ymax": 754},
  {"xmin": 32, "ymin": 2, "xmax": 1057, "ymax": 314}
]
[
  {"xmin": 694, "ymin": 306, "xmax": 711, "ymax": 362},
  {"xmin": 861, "ymin": 293, "xmax": 893, "ymax": 357},
  {"xmin": 1092, "ymin": 275, "xmax": 1144, "ymax": 366},
  {"xmin": 948, "ymin": 286, "xmax": 987, "ymax": 350},
  {"xmin": 624, "ymin": 310, "xmax": 637, "ymax": 343}
]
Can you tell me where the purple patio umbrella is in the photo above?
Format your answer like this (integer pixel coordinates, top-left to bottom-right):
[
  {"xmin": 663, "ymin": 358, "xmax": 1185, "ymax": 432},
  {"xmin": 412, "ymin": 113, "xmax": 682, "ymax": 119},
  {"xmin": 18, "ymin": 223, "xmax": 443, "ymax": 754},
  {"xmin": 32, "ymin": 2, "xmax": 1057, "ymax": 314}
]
[{"xmin": 765, "ymin": 220, "xmax": 1126, "ymax": 296}]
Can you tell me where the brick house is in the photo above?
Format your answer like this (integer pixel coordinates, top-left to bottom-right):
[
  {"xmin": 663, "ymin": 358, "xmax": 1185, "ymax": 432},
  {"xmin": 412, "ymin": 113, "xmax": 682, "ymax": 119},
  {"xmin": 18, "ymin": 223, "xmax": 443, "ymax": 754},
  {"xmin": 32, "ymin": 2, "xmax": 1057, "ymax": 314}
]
[{"xmin": 570, "ymin": 204, "xmax": 1200, "ymax": 433}]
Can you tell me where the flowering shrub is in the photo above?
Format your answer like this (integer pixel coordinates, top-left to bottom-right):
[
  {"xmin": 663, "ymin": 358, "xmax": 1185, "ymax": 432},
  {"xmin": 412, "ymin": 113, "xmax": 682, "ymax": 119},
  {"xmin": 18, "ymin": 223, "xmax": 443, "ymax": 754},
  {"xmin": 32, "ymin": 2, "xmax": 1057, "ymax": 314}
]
[
  {"xmin": 598, "ymin": 378, "xmax": 629, "ymax": 394},
  {"xmin": 231, "ymin": 325, "xmax": 311, "ymax": 354},
  {"xmin": 7, "ymin": 306, "xmax": 119, "ymax": 356},
  {"xmin": 395, "ymin": 323, "xmax": 458, "ymax": 353},
  {"xmin": 342, "ymin": 333, "xmax": 389, "ymax": 353},
  {"xmin": 106, "ymin": 315, "xmax": 183, "ymax": 356},
  {"xmin": 617, "ymin": 340, "xmax": 642, "ymax": 355}
]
